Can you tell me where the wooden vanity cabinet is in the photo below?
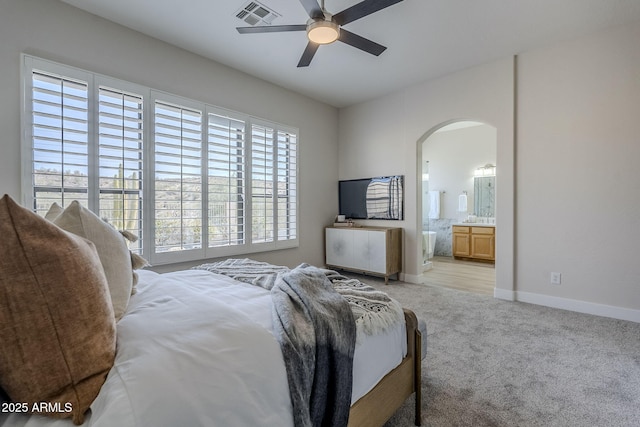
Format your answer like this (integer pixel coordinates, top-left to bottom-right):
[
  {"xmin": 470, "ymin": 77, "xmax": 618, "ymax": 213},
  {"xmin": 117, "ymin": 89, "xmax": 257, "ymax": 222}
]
[
  {"xmin": 452, "ymin": 226, "xmax": 471, "ymax": 257},
  {"xmin": 452, "ymin": 225, "xmax": 495, "ymax": 262}
]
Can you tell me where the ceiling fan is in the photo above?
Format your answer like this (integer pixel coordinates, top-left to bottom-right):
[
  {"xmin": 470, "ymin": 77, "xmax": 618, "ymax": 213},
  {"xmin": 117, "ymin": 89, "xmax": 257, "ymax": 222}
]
[{"xmin": 236, "ymin": 0, "xmax": 404, "ymax": 67}]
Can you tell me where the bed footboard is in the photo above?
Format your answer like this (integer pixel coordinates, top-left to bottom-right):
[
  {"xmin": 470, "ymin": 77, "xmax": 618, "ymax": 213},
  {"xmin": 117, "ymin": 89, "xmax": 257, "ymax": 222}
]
[{"xmin": 348, "ymin": 308, "xmax": 422, "ymax": 427}]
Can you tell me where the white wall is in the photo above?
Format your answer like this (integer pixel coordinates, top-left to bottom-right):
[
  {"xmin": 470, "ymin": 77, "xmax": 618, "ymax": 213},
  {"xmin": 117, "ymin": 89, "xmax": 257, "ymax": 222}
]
[
  {"xmin": 515, "ymin": 21, "xmax": 640, "ymax": 318},
  {"xmin": 339, "ymin": 20, "xmax": 640, "ymax": 321},
  {"xmin": 0, "ymin": 0, "xmax": 338, "ymax": 270},
  {"xmin": 423, "ymin": 124, "xmax": 497, "ymax": 220}
]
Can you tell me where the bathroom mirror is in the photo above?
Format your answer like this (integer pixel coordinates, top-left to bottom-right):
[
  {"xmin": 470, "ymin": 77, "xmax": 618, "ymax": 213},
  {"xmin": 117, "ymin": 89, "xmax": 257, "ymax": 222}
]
[{"xmin": 474, "ymin": 176, "xmax": 495, "ymax": 217}]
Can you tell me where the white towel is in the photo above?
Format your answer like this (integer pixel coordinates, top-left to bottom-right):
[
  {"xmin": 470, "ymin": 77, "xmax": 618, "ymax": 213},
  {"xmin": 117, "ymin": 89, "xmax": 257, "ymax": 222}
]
[
  {"xmin": 458, "ymin": 194, "xmax": 468, "ymax": 212},
  {"xmin": 428, "ymin": 191, "xmax": 440, "ymax": 219}
]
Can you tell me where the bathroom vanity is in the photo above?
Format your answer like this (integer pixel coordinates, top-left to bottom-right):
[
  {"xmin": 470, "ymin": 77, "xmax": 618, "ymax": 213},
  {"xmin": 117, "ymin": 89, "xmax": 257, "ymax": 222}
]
[{"xmin": 452, "ymin": 224, "xmax": 495, "ymax": 262}]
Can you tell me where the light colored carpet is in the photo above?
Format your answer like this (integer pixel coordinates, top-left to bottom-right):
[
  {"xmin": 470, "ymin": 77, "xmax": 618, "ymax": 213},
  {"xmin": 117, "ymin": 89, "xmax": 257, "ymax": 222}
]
[{"xmin": 354, "ymin": 275, "xmax": 640, "ymax": 427}]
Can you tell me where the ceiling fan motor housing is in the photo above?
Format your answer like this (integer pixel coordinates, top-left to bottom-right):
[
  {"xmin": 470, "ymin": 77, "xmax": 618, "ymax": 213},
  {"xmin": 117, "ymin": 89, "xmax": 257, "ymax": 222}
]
[{"xmin": 307, "ymin": 12, "xmax": 340, "ymax": 44}]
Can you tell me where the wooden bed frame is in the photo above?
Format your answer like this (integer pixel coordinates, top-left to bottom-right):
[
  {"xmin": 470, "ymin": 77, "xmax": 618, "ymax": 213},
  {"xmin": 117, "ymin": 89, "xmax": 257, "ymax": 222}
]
[{"xmin": 348, "ymin": 308, "xmax": 422, "ymax": 427}]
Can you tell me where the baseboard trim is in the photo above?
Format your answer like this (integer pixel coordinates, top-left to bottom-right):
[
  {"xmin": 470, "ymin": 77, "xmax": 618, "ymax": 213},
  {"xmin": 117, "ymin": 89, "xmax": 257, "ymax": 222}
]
[
  {"xmin": 413, "ymin": 278, "xmax": 638, "ymax": 323},
  {"xmin": 402, "ymin": 273, "xmax": 424, "ymax": 284},
  {"xmin": 500, "ymin": 290, "xmax": 640, "ymax": 323},
  {"xmin": 494, "ymin": 288, "xmax": 515, "ymax": 301}
]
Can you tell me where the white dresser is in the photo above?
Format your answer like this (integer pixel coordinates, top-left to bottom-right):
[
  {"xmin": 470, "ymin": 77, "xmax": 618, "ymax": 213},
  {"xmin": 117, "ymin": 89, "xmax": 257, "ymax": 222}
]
[{"xmin": 325, "ymin": 226, "xmax": 402, "ymax": 284}]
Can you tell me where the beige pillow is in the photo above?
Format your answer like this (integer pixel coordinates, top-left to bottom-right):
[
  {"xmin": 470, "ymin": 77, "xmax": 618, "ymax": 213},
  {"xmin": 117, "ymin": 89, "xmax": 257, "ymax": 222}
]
[
  {"xmin": 0, "ymin": 195, "xmax": 116, "ymax": 425},
  {"xmin": 119, "ymin": 230, "xmax": 151, "ymax": 295},
  {"xmin": 53, "ymin": 201, "xmax": 133, "ymax": 319},
  {"xmin": 44, "ymin": 202, "xmax": 63, "ymax": 221}
]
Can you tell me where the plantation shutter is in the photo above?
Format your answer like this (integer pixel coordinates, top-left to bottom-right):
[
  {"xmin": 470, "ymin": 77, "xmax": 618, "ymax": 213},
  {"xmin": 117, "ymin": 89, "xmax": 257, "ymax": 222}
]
[
  {"xmin": 31, "ymin": 71, "xmax": 89, "ymax": 215},
  {"xmin": 251, "ymin": 124, "xmax": 274, "ymax": 244},
  {"xmin": 154, "ymin": 100, "xmax": 203, "ymax": 253},
  {"xmin": 276, "ymin": 130, "xmax": 297, "ymax": 242},
  {"xmin": 97, "ymin": 87, "xmax": 144, "ymax": 253},
  {"xmin": 207, "ymin": 112, "xmax": 246, "ymax": 248},
  {"xmin": 24, "ymin": 55, "xmax": 298, "ymax": 262}
]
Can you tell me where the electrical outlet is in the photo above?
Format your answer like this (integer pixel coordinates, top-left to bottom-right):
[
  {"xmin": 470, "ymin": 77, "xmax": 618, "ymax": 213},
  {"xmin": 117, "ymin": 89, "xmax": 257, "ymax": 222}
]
[{"xmin": 550, "ymin": 272, "xmax": 562, "ymax": 285}]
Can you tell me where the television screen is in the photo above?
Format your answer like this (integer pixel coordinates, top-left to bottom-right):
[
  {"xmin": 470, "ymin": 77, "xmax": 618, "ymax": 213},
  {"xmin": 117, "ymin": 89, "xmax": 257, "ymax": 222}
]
[
  {"xmin": 338, "ymin": 176, "xmax": 404, "ymax": 220},
  {"xmin": 338, "ymin": 179, "xmax": 370, "ymax": 219}
]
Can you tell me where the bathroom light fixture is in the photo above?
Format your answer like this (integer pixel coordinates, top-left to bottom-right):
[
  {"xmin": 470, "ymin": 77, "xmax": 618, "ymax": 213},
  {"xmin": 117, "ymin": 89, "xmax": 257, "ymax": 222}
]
[
  {"xmin": 474, "ymin": 164, "xmax": 496, "ymax": 177},
  {"xmin": 307, "ymin": 18, "xmax": 340, "ymax": 44}
]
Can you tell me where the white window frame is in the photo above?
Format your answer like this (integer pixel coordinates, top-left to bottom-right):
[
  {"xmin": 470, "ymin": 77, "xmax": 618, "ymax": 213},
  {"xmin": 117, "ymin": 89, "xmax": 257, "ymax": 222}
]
[{"xmin": 21, "ymin": 55, "xmax": 299, "ymax": 265}]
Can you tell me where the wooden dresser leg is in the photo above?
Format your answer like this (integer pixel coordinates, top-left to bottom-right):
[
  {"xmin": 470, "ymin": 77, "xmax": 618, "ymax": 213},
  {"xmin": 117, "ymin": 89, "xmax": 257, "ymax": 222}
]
[{"xmin": 415, "ymin": 330, "xmax": 423, "ymax": 426}]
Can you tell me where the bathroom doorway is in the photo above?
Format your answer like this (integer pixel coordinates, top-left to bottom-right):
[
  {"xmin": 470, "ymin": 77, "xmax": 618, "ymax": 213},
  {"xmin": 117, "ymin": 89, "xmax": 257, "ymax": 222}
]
[{"xmin": 420, "ymin": 120, "xmax": 497, "ymax": 293}]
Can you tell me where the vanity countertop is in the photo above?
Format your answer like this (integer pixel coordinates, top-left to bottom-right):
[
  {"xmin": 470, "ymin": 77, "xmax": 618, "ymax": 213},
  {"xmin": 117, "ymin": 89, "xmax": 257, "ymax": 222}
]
[{"xmin": 453, "ymin": 222, "xmax": 496, "ymax": 227}]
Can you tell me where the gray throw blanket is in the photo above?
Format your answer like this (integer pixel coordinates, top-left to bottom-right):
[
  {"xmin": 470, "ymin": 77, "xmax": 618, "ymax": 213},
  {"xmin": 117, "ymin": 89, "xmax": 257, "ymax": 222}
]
[
  {"xmin": 271, "ymin": 265, "xmax": 356, "ymax": 427},
  {"xmin": 195, "ymin": 257, "xmax": 289, "ymax": 290}
]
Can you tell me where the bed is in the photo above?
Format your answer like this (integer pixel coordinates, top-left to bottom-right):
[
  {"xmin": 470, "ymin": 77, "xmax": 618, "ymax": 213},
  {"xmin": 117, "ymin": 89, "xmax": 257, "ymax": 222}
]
[{"xmin": 0, "ymin": 195, "xmax": 424, "ymax": 427}]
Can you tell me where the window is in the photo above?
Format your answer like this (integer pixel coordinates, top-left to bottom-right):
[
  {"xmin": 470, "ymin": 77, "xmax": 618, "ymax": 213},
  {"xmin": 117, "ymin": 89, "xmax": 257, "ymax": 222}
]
[
  {"xmin": 153, "ymin": 100, "xmax": 203, "ymax": 254},
  {"xmin": 22, "ymin": 55, "xmax": 298, "ymax": 264},
  {"xmin": 31, "ymin": 71, "xmax": 90, "ymax": 213},
  {"xmin": 251, "ymin": 123, "xmax": 275, "ymax": 243},
  {"xmin": 276, "ymin": 130, "xmax": 297, "ymax": 242},
  {"xmin": 98, "ymin": 87, "xmax": 145, "ymax": 254},
  {"xmin": 207, "ymin": 112, "xmax": 246, "ymax": 248}
]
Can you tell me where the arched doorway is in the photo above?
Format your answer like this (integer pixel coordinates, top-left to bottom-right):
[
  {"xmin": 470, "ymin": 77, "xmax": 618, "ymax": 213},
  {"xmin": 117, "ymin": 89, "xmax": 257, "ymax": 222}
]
[{"xmin": 417, "ymin": 120, "xmax": 499, "ymax": 294}]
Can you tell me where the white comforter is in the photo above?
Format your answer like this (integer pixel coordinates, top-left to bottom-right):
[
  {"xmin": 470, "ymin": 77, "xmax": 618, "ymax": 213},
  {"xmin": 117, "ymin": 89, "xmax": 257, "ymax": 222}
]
[{"xmin": 1, "ymin": 269, "xmax": 405, "ymax": 427}]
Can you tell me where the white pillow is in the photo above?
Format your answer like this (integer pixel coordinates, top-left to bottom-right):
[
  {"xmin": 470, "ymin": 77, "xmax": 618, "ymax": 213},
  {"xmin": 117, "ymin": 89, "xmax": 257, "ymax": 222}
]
[
  {"xmin": 44, "ymin": 202, "xmax": 63, "ymax": 221},
  {"xmin": 53, "ymin": 201, "xmax": 133, "ymax": 320}
]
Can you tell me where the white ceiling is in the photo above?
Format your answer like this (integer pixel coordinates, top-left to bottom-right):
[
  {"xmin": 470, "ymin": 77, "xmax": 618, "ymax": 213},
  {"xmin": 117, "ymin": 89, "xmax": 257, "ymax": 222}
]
[{"xmin": 60, "ymin": 0, "xmax": 640, "ymax": 108}]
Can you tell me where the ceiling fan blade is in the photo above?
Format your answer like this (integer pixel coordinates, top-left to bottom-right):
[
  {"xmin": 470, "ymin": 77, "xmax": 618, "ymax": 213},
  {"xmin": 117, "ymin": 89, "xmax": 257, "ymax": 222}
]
[
  {"xmin": 333, "ymin": 0, "xmax": 404, "ymax": 26},
  {"xmin": 298, "ymin": 0, "xmax": 324, "ymax": 19},
  {"xmin": 338, "ymin": 29, "xmax": 386, "ymax": 56},
  {"xmin": 237, "ymin": 24, "xmax": 307, "ymax": 34},
  {"xmin": 297, "ymin": 42, "xmax": 320, "ymax": 67}
]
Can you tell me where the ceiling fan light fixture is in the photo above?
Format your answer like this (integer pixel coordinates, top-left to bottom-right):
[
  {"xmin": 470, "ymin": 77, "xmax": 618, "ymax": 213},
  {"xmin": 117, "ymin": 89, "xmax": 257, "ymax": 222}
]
[{"xmin": 307, "ymin": 19, "xmax": 340, "ymax": 44}]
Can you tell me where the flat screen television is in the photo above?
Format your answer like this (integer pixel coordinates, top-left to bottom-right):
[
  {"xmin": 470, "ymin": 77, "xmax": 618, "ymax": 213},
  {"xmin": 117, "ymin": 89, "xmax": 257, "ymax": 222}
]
[{"xmin": 338, "ymin": 175, "xmax": 404, "ymax": 220}]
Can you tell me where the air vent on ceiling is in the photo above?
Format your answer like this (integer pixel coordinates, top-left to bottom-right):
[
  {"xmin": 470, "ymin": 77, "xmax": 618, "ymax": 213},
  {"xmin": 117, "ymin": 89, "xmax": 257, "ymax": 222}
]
[{"xmin": 235, "ymin": 1, "xmax": 280, "ymax": 26}]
